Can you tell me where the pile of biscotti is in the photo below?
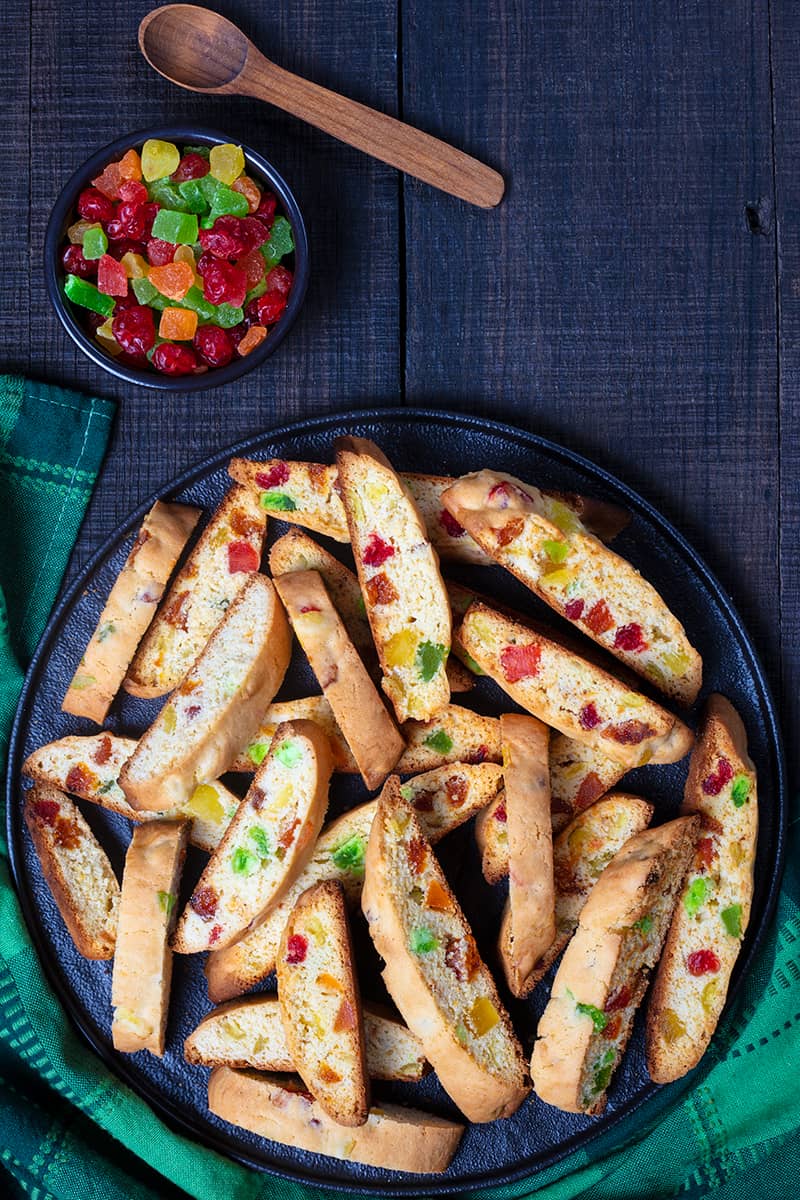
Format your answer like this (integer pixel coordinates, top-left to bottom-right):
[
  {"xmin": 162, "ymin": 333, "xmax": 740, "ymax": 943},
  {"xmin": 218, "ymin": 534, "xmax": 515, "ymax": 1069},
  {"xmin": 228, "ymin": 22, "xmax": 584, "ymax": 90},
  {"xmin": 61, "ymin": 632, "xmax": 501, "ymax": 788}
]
[{"xmin": 21, "ymin": 435, "xmax": 758, "ymax": 1175}]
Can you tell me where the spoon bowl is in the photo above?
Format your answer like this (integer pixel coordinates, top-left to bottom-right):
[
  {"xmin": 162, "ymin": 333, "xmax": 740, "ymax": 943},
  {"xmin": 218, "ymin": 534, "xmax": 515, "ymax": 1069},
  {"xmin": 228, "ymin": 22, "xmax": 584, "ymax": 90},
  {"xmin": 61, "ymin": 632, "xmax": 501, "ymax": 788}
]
[{"xmin": 138, "ymin": 4, "xmax": 505, "ymax": 207}]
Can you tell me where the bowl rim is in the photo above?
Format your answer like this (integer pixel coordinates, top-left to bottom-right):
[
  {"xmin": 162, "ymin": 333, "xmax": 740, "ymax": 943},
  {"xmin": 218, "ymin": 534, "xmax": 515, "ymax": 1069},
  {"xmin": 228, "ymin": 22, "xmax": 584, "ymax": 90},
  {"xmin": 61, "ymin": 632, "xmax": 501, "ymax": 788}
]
[{"xmin": 44, "ymin": 125, "xmax": 309, "ymax": 392}]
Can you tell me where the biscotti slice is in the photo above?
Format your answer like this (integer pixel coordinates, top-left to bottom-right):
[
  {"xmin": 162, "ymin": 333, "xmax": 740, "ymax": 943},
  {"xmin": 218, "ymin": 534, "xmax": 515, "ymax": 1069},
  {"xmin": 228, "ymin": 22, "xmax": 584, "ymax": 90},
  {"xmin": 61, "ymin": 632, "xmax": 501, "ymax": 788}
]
[
  {"xmin": 443, "ymin": 471, "xmax": 701, "ymax": 706},
  {"xmin": 232, "ymin": 695, "xmax": 358, "ymax": 774},
  {"xmin": 24, "ymin": 784, "xmax": 120, "ymax": 959},
  {"xmin": 112, "ymin": 819, "xmax": 189, "ymax": 1055},
  {"xmin": 397, "ymin": 703, "xmax": 502, "ymax": 773},
  {"xmin": 228, "ymin": 457, "xmax": 348, "ymax": 539},
  {"xmin": 186, "ymin": 996, "xmax": 429, "ymax": 1082},
  {"xmin": 173, "ymin": 720, "xmax": 332, "ymax": 953},
  {"xmin": 208, "ymin": 1067, "xmax": 463, "ymax": 1173},
  {"xmin": 125, "ymin": 484, "xmax": 267, "ymax": 697},
  {"xmin": 63, "ymin": 501, "xmax": 201, "ymax": 722},
  {"xmin": 277, "ymin": 880, "xmax": 369, "ymax": 1125},
  {"xmin": 336, "ymin": 436, "xmax": 451, "ymax": 722},
  {"xmin": 646, "ymin": 695, "xmax": 758, "ymax": 1084},
  {"xmin": 274, "ymin": 570, "xmax": 405, "ymax": 789},
  {"xmin": 362, "ymin": 780, "xmax": 529, "ymax": 1123},
  {"xmin": 205, "ymin": 763, "xmax": 500, "ymax": 1002},
  {"xmin": 270, "ymin": 529, "xmax": 472, "ymax": 693},
  {"xmin": 497, "ymin": 714, "xmax": 555, "ymax": 996},
  {"xmin": 120, "ymin": 573, "xmax": 291, "ymax": 812},
  {"xmin": 23, "ymin": 734, "xmax": 240, "ymax": 854},
  {"xmin": 531, "ymin": 815, "xmax": 700, "ymax": 1114},
  {"xmin": 460, "ymin": 602, "xmax": 693, "ymax": 770}
]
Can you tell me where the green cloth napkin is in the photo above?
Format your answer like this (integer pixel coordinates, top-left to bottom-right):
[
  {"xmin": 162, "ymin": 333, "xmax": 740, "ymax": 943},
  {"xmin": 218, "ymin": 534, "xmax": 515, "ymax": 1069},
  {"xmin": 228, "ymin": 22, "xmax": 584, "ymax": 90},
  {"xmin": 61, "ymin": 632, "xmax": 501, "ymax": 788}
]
[{"xmin": 1, "ymin": 376, "xmax": 798, "ymax": 1200}]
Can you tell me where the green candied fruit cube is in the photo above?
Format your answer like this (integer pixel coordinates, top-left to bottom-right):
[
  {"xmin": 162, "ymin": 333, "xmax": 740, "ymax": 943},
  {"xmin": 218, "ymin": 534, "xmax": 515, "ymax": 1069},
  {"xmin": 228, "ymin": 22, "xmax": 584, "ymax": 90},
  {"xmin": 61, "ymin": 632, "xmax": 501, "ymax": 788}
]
[
  {"xmin": 157, "ymin": 890, "xmax": 176, "ymax": 915},
  {"xmin": 182, "ymin": 144, "xmax": 211, "ymax": 159},
  {"xmin": 259, "ymin": 491, "xmax": 297, "ymax": 512},
  {"xmin": 416, "ymin": 640, "xmax": 447, "ymax": 683},
  {"xmin": 684, "ymin": 876, "xmax": 713, "ymax": 918},
  {"xmin": 200, "ymin": 183, "xmax": 249, "ymax": 228},
  {"xmin": 423, "ymin": 729, "xmax": 453, "ymax": 755},
  {"xmin": 575, "ymin": 1000, "xmax": 608, "ymax": 1032},
  {"xmin": 247, "ymin": 740, "xmax": 269, "ymax": 766},
  {"xmin": 543, "ymin": 538, "xmax": 569, "ymax": 564},
  {"xmin": 147, "ymin": 177, "xmax": 191, "ymax": 211},
  {"xmin": 409, "ymin": 927, "xmax": 439, "ymax": 955},
  {"xmin": 261, "ymin": 216, "xmax": 294, "ymax": 265},
  {"xmin": 177, "ymin": 179, "xmax": 209, "ymax": 214},
  {"xmin": 151, "ymin": 208, "xmax": 199, "ymax": 246},
  {"xmin": 63, "ymin": 274, "xmax": 115, "ymax": 317},
  {"xmin": 198, "ymin": 174, "xmax": 222, "ymax": 204},
  {"xmin": 215, "ymin": 302, "xmax": 244, "ymax": 328},
  {"xmin": 249, "ymin": 826, "xmax": 271, "ymax": 859},
  {"xmin": 731, "ymin": 773, "xmax": 751, "ymax": 807},
  {"xmin": 274, "ymin": 739, "xmax": 302, "ymax": 768},
  {"xmin": 82, "ymin": 225, "xmax": 108, "ymax": 260},
  {"xmin": 330, "ymin": 834, "xmax": 366, "ymax": 877},
  {"xmin": 131, "ymin": 277, "xmax": 159, "ymax": 305},
  {"xmin": 721, "ymin": 903, "xmax": 742, "ymax": 938},
  {"xmin": 231, "ymin": 847, "xmax": 259, "ymax": 875},
  {"xmin": 182, "ymin": 285, "xmax": 218, "ymax": 322}
]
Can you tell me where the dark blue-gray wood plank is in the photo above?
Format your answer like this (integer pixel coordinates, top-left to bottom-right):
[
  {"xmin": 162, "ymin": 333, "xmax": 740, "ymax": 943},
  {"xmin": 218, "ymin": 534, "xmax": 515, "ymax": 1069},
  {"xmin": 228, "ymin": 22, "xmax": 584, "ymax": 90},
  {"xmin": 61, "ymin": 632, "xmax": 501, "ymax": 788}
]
[
  {"xmin": 402, "ymin": 0, "xmax": 781, "ymax": 703},
  {"xmin": 770, "ymin": 0, "xmax": 799, "ymax": 789},
  {"xmin": 26, "ymin": 0, "xmax": 402, "ymax": 580}
]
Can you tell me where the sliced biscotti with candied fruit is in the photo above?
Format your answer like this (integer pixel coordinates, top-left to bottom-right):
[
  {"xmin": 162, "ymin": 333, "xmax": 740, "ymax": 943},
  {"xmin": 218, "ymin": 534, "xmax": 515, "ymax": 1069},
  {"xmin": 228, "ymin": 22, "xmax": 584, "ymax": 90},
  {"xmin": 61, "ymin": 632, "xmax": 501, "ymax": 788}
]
[
  {"xmin": 335, "ymin": 436, "xmax": 451, "ymax": 722},
  {"xmin": 23, "ymin": 784, "xmax": 120, "ymax": 959},
  {"xmin": 185, "ymin": 996, "xmax": 429, "ymax": 1082},
  {"xmin": 173, "ymin": 720, "xmax": 332, "ymax": 954},
  {"xmin": 277, "ymin": 880, "xmax": 369, "ymax": 1125},
  {"xmin": 112, "ymin": 819, "xmax": 189, "ymax": 1056},
  {"xmin": 274, "ymin": 569, "xmax": 405, "ymax": 789},
  {"xmin": 459, "ymin": 602, "xmax": 693, "ymax": 770},
  {"xmin": 208, "ymin": 1067, "xmax": 464, "ymax": 1173},
  {"xmin": 497, "ymin": 715, "xmax": 554, "ymax": 997},
  {"xmin": 120, "ymin": 574, "xmax": 291, "ymax": 813},
  {"xmin": 362, "ymin": 780, "xmax": 530, "ymax": 1123},
  {"xmin": 205, "ymin": 763, "xmax": 501, "ymax": 1002},
  {"xmin": 228, "ymin": 457, "xmax": 347, "ymax": 539},
  {"xmin": 531, "ymin": 815, "xmax": 699, "ymax": 1114},
  {"xmin": 124, "ymin": 484, "xmax": 267, "ymax": 698},
  {"xmin": 232, "ymin": 695, "xmax": 358, "ymax": 774},
  {"xmin": 63, "ymin": 500, "xmax": 201, "ymax": 722},
  {"xmin": 443, "ymin": 471, "xmax": 701, "ymax": 706},
  {"xmin": 23, "ymin": 733, "xmax": 240, "ymax": 854},
  {"xmin": 270, "ymin": 529, "xmax": 473, "ymax": 692},
  {"xmin": 646, "ymin": 695, "xmax": 758, "ymax": 1084}
]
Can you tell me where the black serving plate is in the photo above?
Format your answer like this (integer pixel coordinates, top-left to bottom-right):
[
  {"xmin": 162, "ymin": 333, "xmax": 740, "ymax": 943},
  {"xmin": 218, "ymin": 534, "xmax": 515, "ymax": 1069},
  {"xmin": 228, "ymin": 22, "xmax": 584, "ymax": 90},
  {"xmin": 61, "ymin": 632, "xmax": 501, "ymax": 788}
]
[{"xmin": 6, "ymin": 409, "xmax": 787, "ymax": 1194}]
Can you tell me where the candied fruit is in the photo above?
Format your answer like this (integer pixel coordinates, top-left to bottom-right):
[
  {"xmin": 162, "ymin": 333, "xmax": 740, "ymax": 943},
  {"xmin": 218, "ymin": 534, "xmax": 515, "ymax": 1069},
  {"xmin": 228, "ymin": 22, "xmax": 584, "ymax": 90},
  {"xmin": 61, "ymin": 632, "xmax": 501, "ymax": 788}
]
[
  {"xmin": 152, "ymin": 343, "xmax": 197, "ymax": 375},
  {"xmin": 141, "ymin": 138, "xmax": 181, "ymax": 182},
  {"xmin": 210, "ymin": 142, "xmax": 246, "ymax": 185},
  {"xmin": 158, "ymin": 306, "xmax": 198, "ymax": 341},
  {"xmin": 500, "ymin": 641, "xmax": 542, "ymax": 682},
  {"xmin": 149, "ymin": 261, "xmax": 195, "ymax": 301},
  {"xmin": 236, "ymin": 323, "xmax": 267, "ymax": 356}
]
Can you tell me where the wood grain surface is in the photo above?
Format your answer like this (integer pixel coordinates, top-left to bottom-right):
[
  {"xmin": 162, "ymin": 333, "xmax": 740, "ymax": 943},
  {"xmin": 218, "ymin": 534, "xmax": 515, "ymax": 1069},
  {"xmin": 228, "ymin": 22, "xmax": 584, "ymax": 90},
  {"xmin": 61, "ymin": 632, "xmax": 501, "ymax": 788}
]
[{"xmin": 0, "ymin": 1, "xmax": 797, "ymax": 1193}]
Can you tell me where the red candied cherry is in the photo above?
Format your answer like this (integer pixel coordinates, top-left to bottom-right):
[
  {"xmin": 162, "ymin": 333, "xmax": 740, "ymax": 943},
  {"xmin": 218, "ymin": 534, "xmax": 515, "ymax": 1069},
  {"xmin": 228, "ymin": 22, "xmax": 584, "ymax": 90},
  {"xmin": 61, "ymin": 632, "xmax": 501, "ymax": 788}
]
[
  {"xmin": 255, "ymin": 191, "xmax": 277, "ymax": 226},
  {"xmin": 118, "ymin": 179, "xmax": 149, "ymax": 205},
  {"xmin": 62, "ymin": 243, "xmax": 96, "ymax": 279},
  {"xmin": 202, "ymin": 259, "xmax": 247, "ymax": 307},
  {"xmin": 687, "ymin": 949, "xmax": 720, "ymax": 976},
  {"xmin": 194, "ymin": 325, "xmax": 235, "ymax": 368},
  {"xmin": 253, "ymin": 290, "xmax": 287, "ymax": 325},
  {"xmin": 196, "ymin": 251, "xmax": 216, "ymax": 278},
  {"xmin": 171, "ymin": 153, "xmax": 210, "ymax": 182},
  {"xmin": 198, "ymin": 216, "xmax": 248, "ymax": 259},
  {"xmin": 613, "ymin": 623, "xmax": 648, "ymax": 653},
  {"xmin": 112, "ymin": 305, "xmax": 156, "ymax": 357},
  {"xmin": 440, "ymin": 508, "xmax": 465, "ymax": 538},
  {"xmin": 256, "ymin": 461, "xmax": 290, "ymax": 489},
  {"xmin": 116, "ymin": 350, "xmax": 150, "ymax": 370},
  {"xmin": 227, "ymin": 541, "xmax": 260, "ymax": 573},
  {"xmin": 286, "ymin": 933, "xmax": 308, "ymax": 964},
  {"xmin": 151, "ymin": 343, "xmax": 198, "ymax": 376},
  {"xmin": 363, "ymin": 533, "xmax": 395, "ymax": 567},
  {"xmin": 564, "ymin": 598, "xmax": 585, "ymax": 620},
  {"xmin": 77, "ymin": 186, "xmax": 115, "ymax": 224},
  {"xmin": 265, "ymin": 265, "xmax": 293, "ymax": 295},
  {"xmin": 141, "ymin": 203, "xmax": 159, "ymax": 239},
  {"xmin": 701, "ymin": 756, "xmax": 734, "ymax": 796},
  {"xmin": 238, "ymin": 215, "xmax": 270, "ymax": 251},
  {"xmin": 147, "ymin": 238, "xmax": 178, "ymax": 266},
  {"xmin": 115, "ymin": 201, "xmax": 147, "ymax": 241},
  {"xmin": 579, "ymin": 702, "xmax": 602, "ymax": 730}
]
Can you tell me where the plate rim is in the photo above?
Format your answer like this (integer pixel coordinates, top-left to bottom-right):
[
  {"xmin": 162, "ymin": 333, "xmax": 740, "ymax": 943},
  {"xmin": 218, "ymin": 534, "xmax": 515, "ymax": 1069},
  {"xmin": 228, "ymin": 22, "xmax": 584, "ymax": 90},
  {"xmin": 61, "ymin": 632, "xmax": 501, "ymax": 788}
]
[{"xmin": 5, "ymin": 405, "xmax": 788, "ymax": 1196}]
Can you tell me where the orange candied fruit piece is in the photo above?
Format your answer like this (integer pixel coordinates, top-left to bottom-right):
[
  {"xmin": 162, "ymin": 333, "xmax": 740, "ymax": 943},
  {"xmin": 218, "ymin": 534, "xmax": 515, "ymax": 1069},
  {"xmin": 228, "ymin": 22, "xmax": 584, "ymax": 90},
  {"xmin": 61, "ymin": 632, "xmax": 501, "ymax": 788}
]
[
  {"xmin": 158, "ymin": 306, "xmax": 198, "ymax": 341},
  {"xmin": 236, "ymin": 323, "xmax": 267, "ymax": 356},
  {"xmin": 426, "ymin": 878, "xmax": 452, "ymax": 911},
  {"xmin": 231, "ymin": 174, "xmax": 262, "ymax": 212},
  {"xmin": 92, "ymin": 161, "xmax": 123, "ymax": 199},
  {"xmin": 118, "ymin": 148, "xmax": 142, "ymax": 181},
  {"xmin": 149, "ymin": 261, "xmax": 194, "ymax": 300}
]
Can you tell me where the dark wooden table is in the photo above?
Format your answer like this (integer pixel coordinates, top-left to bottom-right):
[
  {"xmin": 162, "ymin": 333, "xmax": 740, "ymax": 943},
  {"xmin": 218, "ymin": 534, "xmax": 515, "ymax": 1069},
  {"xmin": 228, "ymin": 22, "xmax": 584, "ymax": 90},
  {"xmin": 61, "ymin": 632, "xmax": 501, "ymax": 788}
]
[{"xmin": 2, "ymin": 0, "xmax": 796, "ymax": 1192}]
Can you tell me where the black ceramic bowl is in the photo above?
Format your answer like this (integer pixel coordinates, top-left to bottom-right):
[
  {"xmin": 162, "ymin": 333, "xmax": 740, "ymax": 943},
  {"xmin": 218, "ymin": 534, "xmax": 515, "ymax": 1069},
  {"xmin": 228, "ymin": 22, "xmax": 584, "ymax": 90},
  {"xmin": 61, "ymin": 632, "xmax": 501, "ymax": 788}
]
[{"xmin": 44, "ymin": 126, "xmax": 309, "ymax": 391}]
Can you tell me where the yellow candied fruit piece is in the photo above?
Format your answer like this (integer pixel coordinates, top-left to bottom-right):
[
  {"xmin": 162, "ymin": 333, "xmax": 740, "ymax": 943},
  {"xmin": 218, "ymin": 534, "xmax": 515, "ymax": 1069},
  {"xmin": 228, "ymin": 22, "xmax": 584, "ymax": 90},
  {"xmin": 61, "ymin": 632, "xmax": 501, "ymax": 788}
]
[
  {"xmin": 541, "ymin": 566, "xmax": 577, "ymax": 588},
  {"xmin": 209, "ymin": 527, "xmax": 229, "ymax": 549},
  {"xmin": 497, "ymin": 828, "xmax": 508, "ymax": 844},
  {"xmin": 465, "ymin": 997, "xmax": 499, "ymax": 1038},
  {"xmin": 121, "ymin": 251, "xmax": 149, "ymax": 279},
  {"xmin": 209, "ymin": 142, "xmax": 246, "ymax": 185},
  {"xmin": 390, "ymin": 809, "xmax": 411, "ymax": 837},
  {"xmin": 186, "ymin": 783, "xmax": 225, "ymax": 823},
  {"xmin": 637, "ymin": 747, "xmax": 654, "ymax": 767},
  {"xmin": 645, "ymin": 661, "xmax": 667, "ymax": 686},
  {"xmin": 68, "ymin": 219, "xmax": 97, "ymax": 244},
  {"xmin": 546, "ymin": 499, "xmax": 580, "ymax": 536},
  {"xmin": 701, "ymin": 981, "xmax": 719, "ymax": 1014},
  {"xmin": 141, "ymin": 138, "xmax": 180, "ymax": 182},
  {"xmin": 365, "ymin": 480, "xmax": 389, "ymax": 503},
  {"xmin": 661, "ymin": 1008, "xmax": 686, "ymax": 1043},
  {"xmin": 252, "ymin": 1035, "xmax": 269, "ymax": 1054},
  {"xmin": 621, "ymin": 691, "xmax": 646, "ymax": 708},
  {"xmin": 173, "ymin": 244, "xmax": 199, "ymax": 286},
  {"xmin": 729, "ymin": 841, "xmax": 745, "ymax": 866},
  {"xmin": 567, "ymin": 825, "xmax": 594, "ymax": 859},
  {"xmin": 560, "ymin": 761, "xmax": 584, "ymax": 780},
  {"xmin": 114, "ymin": 1007, "xmax": 152, "ymax": 1036},
  {"xmin": 162, "ymin": 704, "xmax": 177, "ymax": 734},
  {"xmin": 95, "ymin": 317, "xmax": 122, "ymax": 356},
  {"xmin": 305, "ymin": 916, "xmax": 327, "ymax": 946},
  {"xmin": 662, "ymin": 648, "xmax": 691, "ymax": 675},
  {"xmin": 385, "ymin": 628, "xmax": 418, "ymax": 668},
  {"xmin": 220, "ymin": 1018, "xmax": 246, "ymax": 1041},
  {"xmin": 303, "ymin": 1009, "xmax": 325, "ymax": 1040}
]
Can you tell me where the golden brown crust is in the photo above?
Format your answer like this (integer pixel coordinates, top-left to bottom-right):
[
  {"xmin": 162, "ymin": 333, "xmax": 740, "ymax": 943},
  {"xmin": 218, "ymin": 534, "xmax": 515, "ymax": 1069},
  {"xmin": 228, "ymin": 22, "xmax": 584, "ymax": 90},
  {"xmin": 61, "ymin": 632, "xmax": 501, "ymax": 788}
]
[
  {"xmin": 207, "ymin": 1067, "xmax": 464, "ymax": 1173},
  {"xmin": 277, "ymin": 880, "xmax": 369, "ymax": 1126}
]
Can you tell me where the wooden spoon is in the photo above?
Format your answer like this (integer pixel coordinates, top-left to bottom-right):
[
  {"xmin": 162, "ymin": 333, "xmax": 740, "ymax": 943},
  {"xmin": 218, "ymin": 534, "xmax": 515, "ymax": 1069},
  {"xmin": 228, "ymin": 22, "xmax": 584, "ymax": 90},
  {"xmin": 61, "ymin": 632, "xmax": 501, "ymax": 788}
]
[{"xmin": 139, "ymin": 4, "xmax": 504, "ymax": 208}]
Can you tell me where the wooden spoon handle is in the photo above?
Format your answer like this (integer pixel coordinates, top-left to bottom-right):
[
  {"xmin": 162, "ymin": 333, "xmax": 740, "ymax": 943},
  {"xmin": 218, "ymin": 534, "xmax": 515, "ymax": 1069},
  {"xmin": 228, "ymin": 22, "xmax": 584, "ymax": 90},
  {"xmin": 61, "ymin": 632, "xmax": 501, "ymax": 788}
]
[{"xmin": 238, "ymin": 56, "xmax": 504, "ymax": 208}]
